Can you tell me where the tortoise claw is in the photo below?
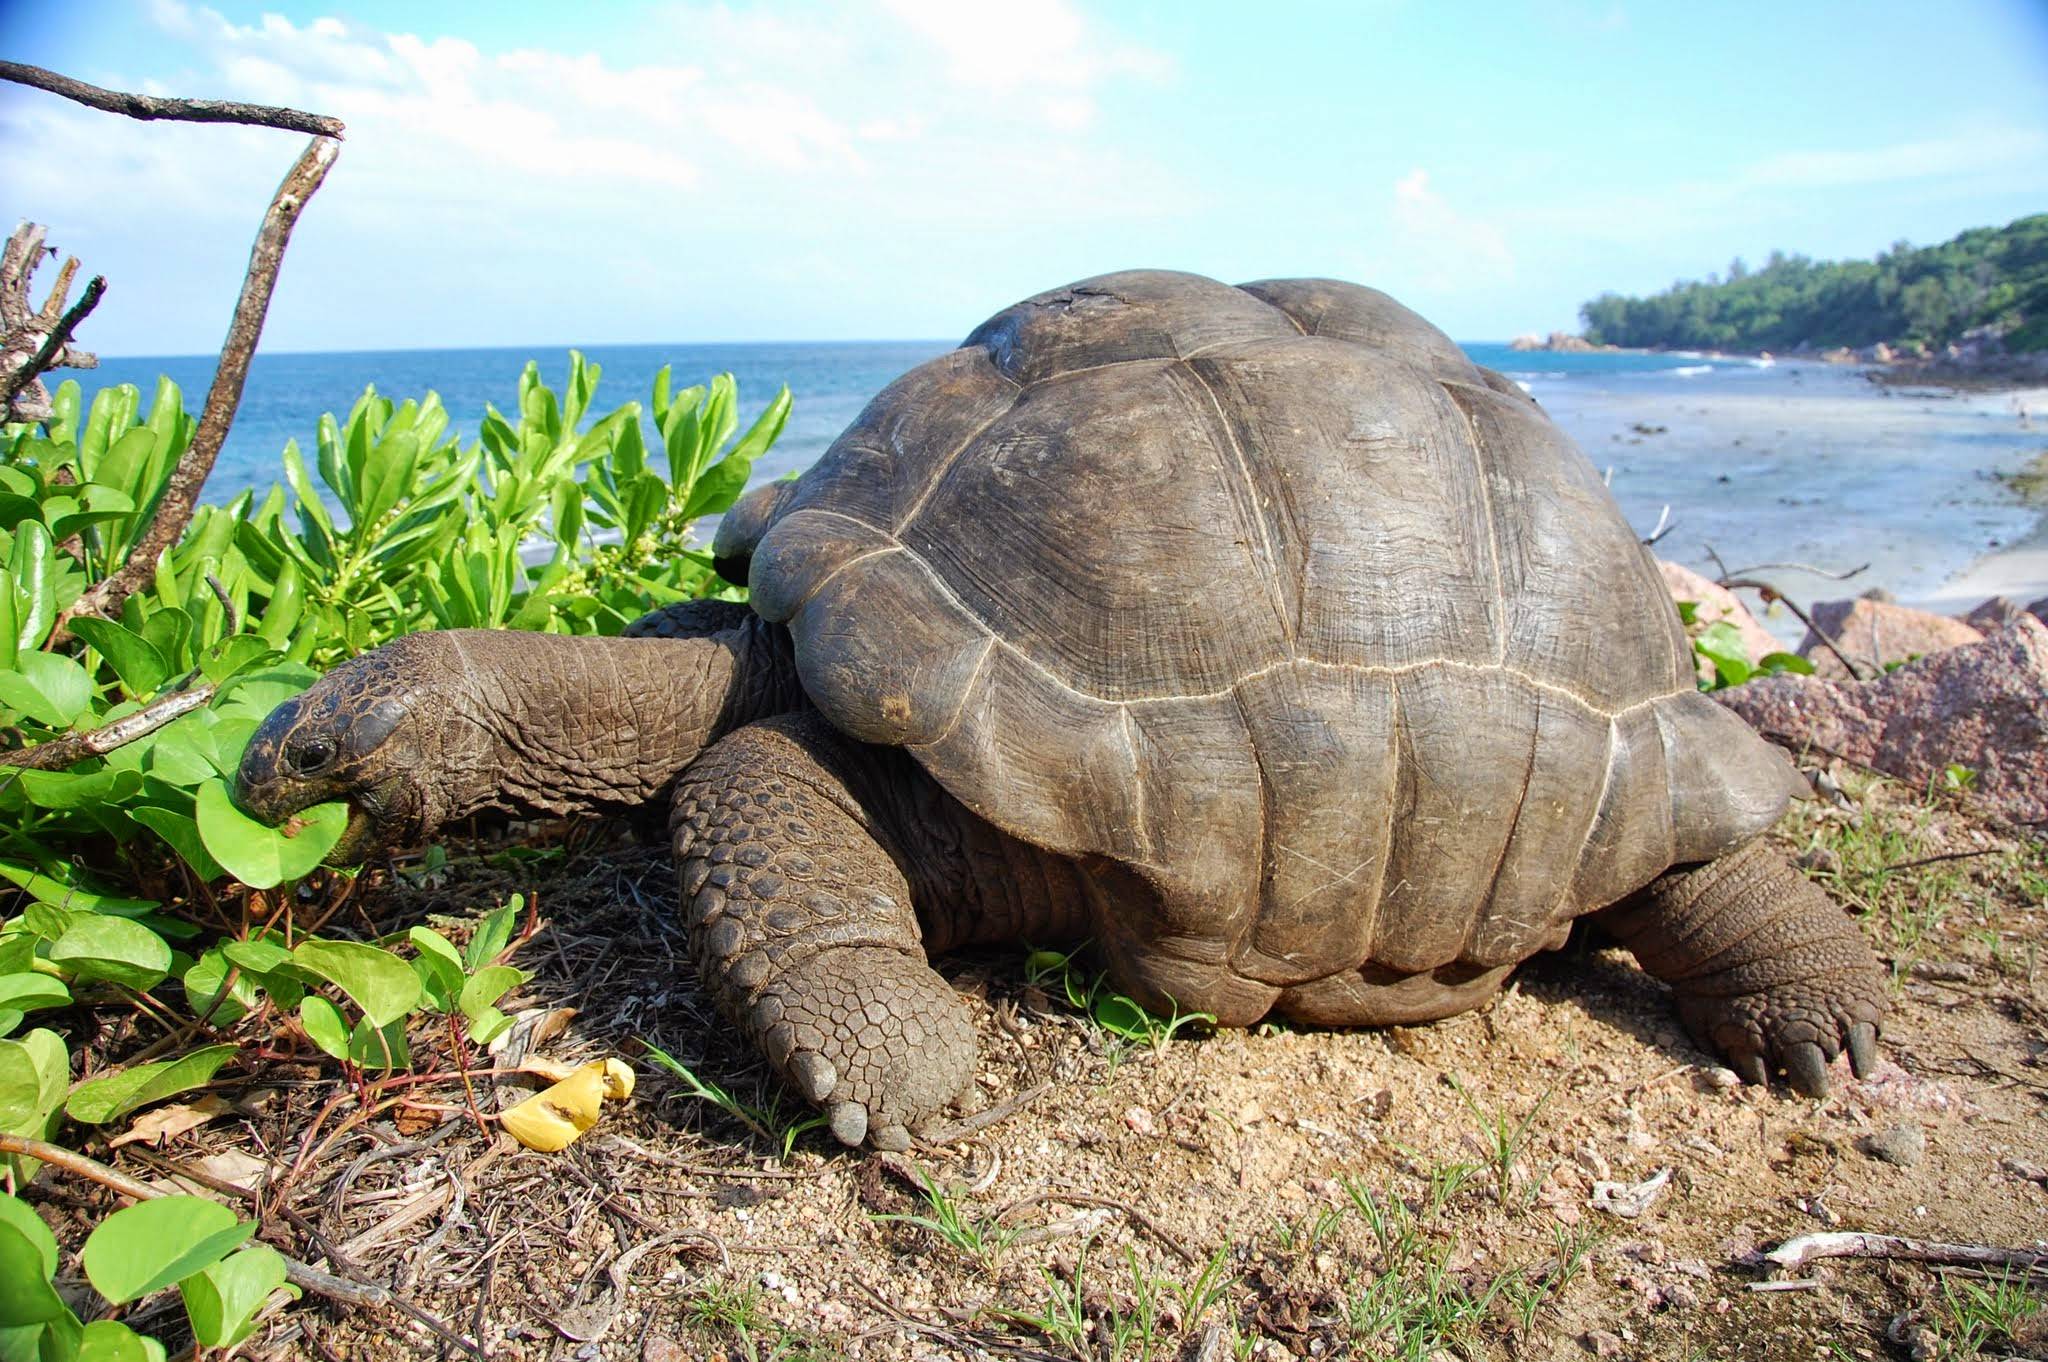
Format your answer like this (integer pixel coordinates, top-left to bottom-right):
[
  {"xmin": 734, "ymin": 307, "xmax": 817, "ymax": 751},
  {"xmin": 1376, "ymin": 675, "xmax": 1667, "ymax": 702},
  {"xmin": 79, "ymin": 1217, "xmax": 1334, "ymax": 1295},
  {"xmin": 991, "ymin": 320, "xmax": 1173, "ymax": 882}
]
[
  {"xmin": 1731, "ymin": 1051, "xmax": 1769, "ymax": 1087},
  {"xmin": 1783, "ymin": 1042, "xmax": 1830, "ymax": 1097},
  {"xmin": 827, "ymin": 1100, "xmax": 868, "ymax": 1148},
  {"xmin": 1847, "ymin": 1022, "xmax": 1878, "ymax": 1079}
]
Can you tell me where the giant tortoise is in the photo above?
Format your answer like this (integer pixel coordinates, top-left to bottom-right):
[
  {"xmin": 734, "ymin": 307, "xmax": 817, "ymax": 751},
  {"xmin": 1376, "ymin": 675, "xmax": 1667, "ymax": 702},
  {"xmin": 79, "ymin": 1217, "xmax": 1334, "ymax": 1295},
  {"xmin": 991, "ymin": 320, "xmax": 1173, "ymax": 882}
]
[{"xmin": 237, "ymin": 270, "xmax": 1886, "ymax": 1150}]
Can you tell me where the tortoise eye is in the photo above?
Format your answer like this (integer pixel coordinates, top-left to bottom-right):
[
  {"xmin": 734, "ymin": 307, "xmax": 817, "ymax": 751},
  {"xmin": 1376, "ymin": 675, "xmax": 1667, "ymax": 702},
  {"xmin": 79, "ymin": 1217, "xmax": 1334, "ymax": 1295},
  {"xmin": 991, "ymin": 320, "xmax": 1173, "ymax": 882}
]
[{"xmin": 286, "ymin": 739, "xmax": 336, "ymax": 775}]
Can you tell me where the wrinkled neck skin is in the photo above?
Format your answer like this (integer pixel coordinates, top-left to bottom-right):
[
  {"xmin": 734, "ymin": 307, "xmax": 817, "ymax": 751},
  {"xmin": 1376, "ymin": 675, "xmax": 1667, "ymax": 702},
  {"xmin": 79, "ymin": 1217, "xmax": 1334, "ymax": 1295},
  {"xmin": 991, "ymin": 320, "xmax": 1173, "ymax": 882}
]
[{"xmin": 400, "ymin": 617, "xmax": 801, "ymax": 835}]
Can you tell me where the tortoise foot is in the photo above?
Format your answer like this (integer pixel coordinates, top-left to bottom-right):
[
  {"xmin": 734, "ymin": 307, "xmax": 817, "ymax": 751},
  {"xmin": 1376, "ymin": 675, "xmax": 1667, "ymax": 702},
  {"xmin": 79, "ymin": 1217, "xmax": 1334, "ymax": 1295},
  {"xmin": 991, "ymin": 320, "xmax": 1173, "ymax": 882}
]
[
  {"xmin": 1601, "ymin": 838, "xmax": 1888, "ymax": 1098},
  {"xmin": 750, "ymin": 945, "xmax": 977, "ymax": 1150}
]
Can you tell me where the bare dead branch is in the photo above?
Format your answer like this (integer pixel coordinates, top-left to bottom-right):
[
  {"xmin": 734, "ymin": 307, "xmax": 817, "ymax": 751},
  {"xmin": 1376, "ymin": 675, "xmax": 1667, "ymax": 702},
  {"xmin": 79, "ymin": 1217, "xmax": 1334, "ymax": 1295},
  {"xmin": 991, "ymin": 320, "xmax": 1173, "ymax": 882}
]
[
  {"xmin": 0, "ymin": 684, "xmax": 213, "ymax": 771},
  {"xmin": 1765, "ymin": 1230, "xmax": 2048, "ymax": 1276},
  {"xmin": 56, "ymin": 133, "xmax": 340, "ymax": 636},
  {"xmin": 1704, "ymin": 543, "xmax": 1872, "ymax": 680},
  {"xmin": 0, "ymin": 61, "xmax": 346, "ymax": 139},
  {"xmin": 2, "ymin": 274, "xmax": 105, "ymax": 421},
  {"xmin": 1721, "ymin": 560, "xmax": 1871, "ymax": 582}
]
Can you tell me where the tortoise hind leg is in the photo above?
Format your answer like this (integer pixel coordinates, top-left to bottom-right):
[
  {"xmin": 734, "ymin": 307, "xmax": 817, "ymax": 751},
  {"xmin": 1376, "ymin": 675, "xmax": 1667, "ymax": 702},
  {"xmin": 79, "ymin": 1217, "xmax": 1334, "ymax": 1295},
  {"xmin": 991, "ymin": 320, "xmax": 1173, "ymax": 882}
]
[
  {"xmin": 672, "ymin": 714, "xmax": 978, "ymax": 1151},
  {"xmin": 1599, "ymin": 838, "xmax": 1885, "ymax": 1095}
]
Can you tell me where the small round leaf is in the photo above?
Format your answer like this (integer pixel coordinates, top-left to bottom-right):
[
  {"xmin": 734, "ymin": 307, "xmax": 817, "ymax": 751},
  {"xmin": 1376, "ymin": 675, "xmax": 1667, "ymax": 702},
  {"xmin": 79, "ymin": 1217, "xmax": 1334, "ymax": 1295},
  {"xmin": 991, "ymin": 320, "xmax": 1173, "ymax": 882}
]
[{"xmin": 81, "ymin": 1196, "xmax": 252, "ymax": 1304}]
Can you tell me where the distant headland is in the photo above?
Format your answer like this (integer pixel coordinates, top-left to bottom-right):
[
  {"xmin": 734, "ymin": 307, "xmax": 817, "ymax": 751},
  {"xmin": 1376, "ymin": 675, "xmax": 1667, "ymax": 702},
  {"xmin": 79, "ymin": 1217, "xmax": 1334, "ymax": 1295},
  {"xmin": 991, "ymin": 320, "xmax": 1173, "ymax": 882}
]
[{"xmin": 1524, "ymin": 213, "xmax": 2048, "ymax": 384}]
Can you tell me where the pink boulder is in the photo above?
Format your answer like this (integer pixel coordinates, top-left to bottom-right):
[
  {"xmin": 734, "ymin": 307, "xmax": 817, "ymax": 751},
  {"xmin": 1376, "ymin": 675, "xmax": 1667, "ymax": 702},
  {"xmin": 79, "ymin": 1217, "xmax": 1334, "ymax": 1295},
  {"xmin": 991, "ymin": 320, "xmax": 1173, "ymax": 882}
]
[
  {"xmin": 1962, "ymin": 596, "xmax": 2033, "ymax": 633},
  {"xmin": 1656, "ymin": 560, "xmax": 1781, "ymax": 682},
  {"xmin": 1799, "ymin": 597, "xmax": 1983, "ymax": 680},
  {"xmin": 1719, "ymin": 615, "xmax": 2048, "ymax": 829}
]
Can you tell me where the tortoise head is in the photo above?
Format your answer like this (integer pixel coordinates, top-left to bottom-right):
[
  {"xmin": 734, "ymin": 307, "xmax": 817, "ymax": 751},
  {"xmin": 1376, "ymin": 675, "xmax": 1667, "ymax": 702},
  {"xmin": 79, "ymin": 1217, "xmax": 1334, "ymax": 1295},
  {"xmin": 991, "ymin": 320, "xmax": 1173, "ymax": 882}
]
[{"xmin": 236, "ymin": 634, "xmax": 474, "ymax": 864}]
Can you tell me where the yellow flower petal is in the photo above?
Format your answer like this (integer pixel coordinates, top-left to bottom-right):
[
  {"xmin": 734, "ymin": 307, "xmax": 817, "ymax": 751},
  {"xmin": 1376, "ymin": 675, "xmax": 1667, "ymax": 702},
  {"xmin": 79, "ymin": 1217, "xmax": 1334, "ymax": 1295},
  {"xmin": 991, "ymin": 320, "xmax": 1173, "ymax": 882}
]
[{"xmin": 500, "ymin": 1064, "xmax": 607, "ymax": 1152}]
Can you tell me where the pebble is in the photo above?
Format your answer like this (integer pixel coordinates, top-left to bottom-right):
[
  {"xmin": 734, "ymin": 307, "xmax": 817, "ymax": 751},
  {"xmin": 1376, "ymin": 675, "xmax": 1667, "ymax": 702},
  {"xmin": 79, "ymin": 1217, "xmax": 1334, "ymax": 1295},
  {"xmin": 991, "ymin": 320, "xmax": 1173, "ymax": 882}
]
[
  {"xmin": 1863, "ymin": 1122, "xmax": 1926, "ymax": 1168},
  {"xmin": 1582, "ymin": 1328, "xmax": 1624, "ymax": 1357}
]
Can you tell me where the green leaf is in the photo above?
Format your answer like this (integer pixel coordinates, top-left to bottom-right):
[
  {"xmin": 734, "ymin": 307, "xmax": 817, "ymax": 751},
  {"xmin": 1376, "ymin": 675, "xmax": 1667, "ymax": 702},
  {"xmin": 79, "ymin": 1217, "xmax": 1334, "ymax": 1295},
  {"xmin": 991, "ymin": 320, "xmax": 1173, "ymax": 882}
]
[
  {"xmin": 407, "ymin": 928, "xmax": 464, "ymax": 1013},
  {"xmin": 47, "ymin": 916, "xmax": 171, "ymax": 991},
  {"xmin": 457, "ymin": 965, "xmax": 527, "ymax": 1020},
  {"xmin": 346, "ymin": 1015, "xmax": 409, "ymax": 1072},
  {"xmin": 0, "ymin": 652, "xmax": 91, "ymax": 728},
  {"xmin": 194, "ymin": 780, "xmax": 346, "ymax": 888},
  {"xmin": 0, "ymin": 1196, "xmax": 57, "ymax": 1282},
  {"xmin": 1090, "ymin": 994, "xmax": 1154, "ymax": 1040},
  {"xmin": 18, "ymin": 767, "xmax": 143, "ymax": 811},
  {"xmin": 80, "ymin": 1196, "xmax": 252, "ymax": 1304},
  {"xmin": 1759, "ymin": 651, "xmax": 1815, "ymax": 676},
  {"xmin": 0, "ymin": 862, "xmax": 156, "ymax": 916},
  {"xmin": 466, "ymin": 1005, "xmax": 512, "ymax": 1046},
  {"xmin": 182, "ymin": 950, "xmax": 258, "ymax": 1027},
  {"xmin": 297, "ymin": 996, "xmax": 349, "ymax": 1061},
  {"xmin": 65, "ymin": 1044, "xmax": 237, "ymax": 1125},
  {"xmin": 0, "ymin": 1217, "xmax": 68, "ymax": 1327},
  {"xmin": 462, "ymin": 896, "xmax": 522, "ymax": 972},
  {"xmin": 292, "ymin": 940, "xmax": 420, "ymax": 1027},
  {"xmin": 0, "ymin": 976, "xmax": 69, "ymax": 1016},
  {"xmin": 8, "ymin": 521, "xmax": 55, "ymax": 653},
  {"xmin": 128, "ymin": 807, "xmax": 226, "ymax": 882},
  {"xmin": 197, "ymin": 635, "xmax": 277, "ymax": 686},
  {"xmin": 1691, "ymin": 620, "xmax": 1754, "ymax": 689},
  {"xmin": 0, "ymin": 1029, "xmax": 68, "ymax": 1134},
  {"xmin": 75, "ymin": 1319, "xmax": 169, "ymax": 1362},
  {"xmin": 180, "ymin": 1243, "xmax": 293, "ymax": 1348}
]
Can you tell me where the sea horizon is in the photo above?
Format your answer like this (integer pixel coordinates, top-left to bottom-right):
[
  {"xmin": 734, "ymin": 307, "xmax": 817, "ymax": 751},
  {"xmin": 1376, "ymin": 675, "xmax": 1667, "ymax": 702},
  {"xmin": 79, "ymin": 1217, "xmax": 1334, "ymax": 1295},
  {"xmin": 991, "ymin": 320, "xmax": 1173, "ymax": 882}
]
[{"xmin": 55, "ymin": 340, "xmax": 2044, "ymax": 630}]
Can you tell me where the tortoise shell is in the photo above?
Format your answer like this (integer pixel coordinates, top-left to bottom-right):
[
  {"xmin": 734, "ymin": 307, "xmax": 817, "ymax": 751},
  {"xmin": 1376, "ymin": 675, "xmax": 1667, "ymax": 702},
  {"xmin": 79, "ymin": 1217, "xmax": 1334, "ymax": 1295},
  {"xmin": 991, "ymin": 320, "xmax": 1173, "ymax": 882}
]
[{"xmin": 718, "ymin": 270, "xmax": 1802, "ymax": 994}]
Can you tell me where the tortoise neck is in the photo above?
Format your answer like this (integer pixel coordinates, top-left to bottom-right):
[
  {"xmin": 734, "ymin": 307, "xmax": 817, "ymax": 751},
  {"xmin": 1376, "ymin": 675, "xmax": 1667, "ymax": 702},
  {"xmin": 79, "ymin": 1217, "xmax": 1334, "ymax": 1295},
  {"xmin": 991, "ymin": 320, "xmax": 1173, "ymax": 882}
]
[{"xmin": 447, "ymin": 617, "xmax": 803, "ymax": 821}]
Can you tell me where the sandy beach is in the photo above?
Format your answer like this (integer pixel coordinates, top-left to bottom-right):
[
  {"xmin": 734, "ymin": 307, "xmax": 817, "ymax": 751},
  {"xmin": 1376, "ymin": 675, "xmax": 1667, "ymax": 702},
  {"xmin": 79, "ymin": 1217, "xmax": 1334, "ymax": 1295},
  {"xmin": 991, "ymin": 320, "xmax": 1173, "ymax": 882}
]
[{"xmin": 1525, "ymin": 363, "xmax": 2048, "ymax": 643}]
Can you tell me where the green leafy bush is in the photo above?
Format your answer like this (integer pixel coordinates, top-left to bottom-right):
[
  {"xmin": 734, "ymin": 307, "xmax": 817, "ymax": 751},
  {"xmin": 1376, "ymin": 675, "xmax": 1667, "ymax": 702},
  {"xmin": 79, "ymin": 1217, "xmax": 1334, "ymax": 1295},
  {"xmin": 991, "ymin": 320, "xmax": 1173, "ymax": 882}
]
[
  {"xmin": 0, "ymin": 354, "xmax": 787, "ymax": 1352},
  {"xmin": 1673, "ymin": 600, "xmax": 1815, "ymax": 691}
]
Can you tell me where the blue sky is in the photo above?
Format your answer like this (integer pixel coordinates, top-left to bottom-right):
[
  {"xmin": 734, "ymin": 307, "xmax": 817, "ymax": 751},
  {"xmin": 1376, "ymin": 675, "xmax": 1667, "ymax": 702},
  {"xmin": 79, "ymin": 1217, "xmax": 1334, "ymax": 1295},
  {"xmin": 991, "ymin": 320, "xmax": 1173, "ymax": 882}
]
[{"xmin": 3, "ymin": 0, "xmax": 2045, "ymax": 355}]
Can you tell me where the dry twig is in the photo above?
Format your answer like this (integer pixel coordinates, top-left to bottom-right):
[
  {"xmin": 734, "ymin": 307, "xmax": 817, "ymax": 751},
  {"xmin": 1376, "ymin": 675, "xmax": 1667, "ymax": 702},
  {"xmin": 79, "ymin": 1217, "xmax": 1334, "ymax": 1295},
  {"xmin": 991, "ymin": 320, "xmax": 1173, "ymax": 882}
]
[
  {"xmin": 0, "ymin": 685, "xmax": 214, "ymax": 771},
  {"xmin": 1, "ymin": 222, "xmax": 105, "ymax": 422},
  {"xmin": 1766, "ymin": 1230, "xmax": 2048, "ymax": 1276},
  {"xmin": 0, "ymin": 1132, "xmax": 489, "ymax": 1357}
]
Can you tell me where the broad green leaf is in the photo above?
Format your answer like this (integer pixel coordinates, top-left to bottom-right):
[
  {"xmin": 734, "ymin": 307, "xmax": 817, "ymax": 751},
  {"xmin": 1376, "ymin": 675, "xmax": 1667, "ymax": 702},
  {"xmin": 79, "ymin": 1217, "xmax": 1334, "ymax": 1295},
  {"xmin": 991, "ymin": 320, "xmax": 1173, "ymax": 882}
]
[
  {"xmin": 75, "ymin": 1319, "xmax": 169, "ymax": 1362},
  {"xmin": 0, "ymin": 1195, "xmax": 57, "ymax": 1281},
  {"xmin": 293, "ymin": 940, "xmax": 419, "ymax": 1027},
  {"xmin": 127, "ymin": 807, "xmax": 226, "ymax": 882},
  {"xmin": 407, "ymin": 928, "xmax": 464, "ymax": 1012},
  {"xmin": 197, "ymin": 635, "xmax": 277, "ymax": 687},
  {"xmin": 0, "ymin": 652, "xmax": 91, "ymax": 728},
  {"xmin": 457, "ymin": 965, "xmax": 527, "ymax": 1020},
  {"xmin": 346, "ymin": 1015, "xmax": 409, "ymax": 1072},
  {"xmin": 72, "ymin": 617, "xmax": 170, "ymax": 696},
  {"xmin": 466, "ymin": 1004, "xmax": 512, "ymax": 1046},
  {"xmin": 1759, "ymin": 651, "xmax": 1815, "ymax": 676},
  {"xmin": 80, "ymin": 1196, "xmax": 252, "ymax": 1304},
  {"xmin": 0, "ymin": 1218, "xmax": 68, "ymax": 1326},
  {"xmin": 180, "ymin": 1243, "xmax": 294, "ymax": 1348},
  {"xmin": 18, "ymin": 767, "xmax": 143, "ymax": 811},
  {"xmin": 194, "ymin": 780, "xmax": 346, "ymax": 888},
  {"xmin": 65, "ymin": 1044, "xmax": 237, "ymax": 1125},
  {"xmin": 0, "ymin": 1029, "xmax": 67, "ymax": 1132},
  {"xmin": 0, "ymin": 976, "xmax": 69, "ymax": 1015},
  {"xmin": 182, "ymin": 950, "xmax": 258, "ymax": 1027},
  {"xmin": 8, "ymin": 521, "xmax": 55, "ymax": 653},
  {"xmin": 47, "ymin": 916, "xmax": 170, "ymax": 990},
  {"xmin": 0, "ymin": 862, "xmax": 155, "ymax": 915},
  {"xmin": 297, "ymin": 996, "xmax": 349, "ymax": 1061},
  {"xmin": 1692, "ymin": 620, "xmax": 1754, "ymax": 689}
]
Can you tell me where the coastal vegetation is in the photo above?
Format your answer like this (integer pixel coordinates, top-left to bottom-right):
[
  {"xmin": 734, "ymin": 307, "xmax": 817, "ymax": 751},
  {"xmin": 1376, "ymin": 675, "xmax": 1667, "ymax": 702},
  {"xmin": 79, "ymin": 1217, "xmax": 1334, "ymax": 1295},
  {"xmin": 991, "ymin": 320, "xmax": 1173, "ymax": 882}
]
[{"xmin": 1577, "ymin": 213, "xmax": 2048, "ymax": 354}]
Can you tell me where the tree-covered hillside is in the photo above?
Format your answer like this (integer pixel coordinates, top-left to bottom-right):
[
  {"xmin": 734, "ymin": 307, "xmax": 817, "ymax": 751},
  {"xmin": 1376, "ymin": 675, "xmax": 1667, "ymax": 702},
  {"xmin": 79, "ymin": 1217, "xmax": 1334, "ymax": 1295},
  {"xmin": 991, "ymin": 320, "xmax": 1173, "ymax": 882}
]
[{"xmin": 1578, "ymin": 214, "xmax": 2048, "ymax": 354}]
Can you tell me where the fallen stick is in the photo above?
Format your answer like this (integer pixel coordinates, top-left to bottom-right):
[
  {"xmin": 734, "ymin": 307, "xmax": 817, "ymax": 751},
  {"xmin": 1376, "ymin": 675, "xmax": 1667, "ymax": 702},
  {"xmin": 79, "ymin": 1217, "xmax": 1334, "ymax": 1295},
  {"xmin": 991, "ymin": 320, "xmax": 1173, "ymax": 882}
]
[
  {"xmin": 1766, "ymin": 1230, "xmax": 2048, "ymax": 1276},
  {"xmin": 0, "ymin": 685, "xmax": 214, "ymax": 770}
]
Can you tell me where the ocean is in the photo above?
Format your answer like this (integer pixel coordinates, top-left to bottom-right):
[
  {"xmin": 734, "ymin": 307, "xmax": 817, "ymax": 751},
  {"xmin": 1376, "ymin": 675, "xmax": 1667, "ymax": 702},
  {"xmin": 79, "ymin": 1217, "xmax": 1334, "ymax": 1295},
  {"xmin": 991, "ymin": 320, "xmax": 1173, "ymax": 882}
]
[{"xmin": 69, "ymin": 339, "xmax": 2046, "ymax": 631}]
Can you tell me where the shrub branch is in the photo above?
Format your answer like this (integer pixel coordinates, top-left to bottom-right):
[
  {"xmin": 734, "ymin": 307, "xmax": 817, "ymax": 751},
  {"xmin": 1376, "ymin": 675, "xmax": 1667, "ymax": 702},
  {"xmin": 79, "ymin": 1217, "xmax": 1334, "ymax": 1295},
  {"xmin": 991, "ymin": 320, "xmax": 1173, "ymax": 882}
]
[{"xmin": 0, "ymin": 61, "xmax": 346, "ymax": 138}]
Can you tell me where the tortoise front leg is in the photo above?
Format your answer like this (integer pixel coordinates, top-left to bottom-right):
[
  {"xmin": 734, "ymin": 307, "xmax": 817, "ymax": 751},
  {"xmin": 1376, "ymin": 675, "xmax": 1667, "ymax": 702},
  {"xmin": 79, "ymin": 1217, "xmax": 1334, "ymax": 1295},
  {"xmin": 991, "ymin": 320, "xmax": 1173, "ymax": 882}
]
[
  {"xmin": 671, "ymin": 714, "xmax": 979, "ymax": 1151},
  {"xmin": 1598, "ymin": 838, "xmax": 1886, "ymax": 1096}
]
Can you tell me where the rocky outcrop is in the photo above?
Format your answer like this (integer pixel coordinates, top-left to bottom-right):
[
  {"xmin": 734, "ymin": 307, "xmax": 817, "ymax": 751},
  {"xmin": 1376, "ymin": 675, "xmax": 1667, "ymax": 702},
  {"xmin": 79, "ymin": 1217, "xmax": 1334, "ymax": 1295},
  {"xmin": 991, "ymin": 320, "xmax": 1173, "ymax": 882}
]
[
  {"xmin": 1720, "ymin": 615, "xmax": 2048, "ymax": 830},
  {"xmin": 1657, "ymin": 560, "xmax": 1780, "ymax": 680},
  {"xmin": 1962, "ymin": 596, "xmax": 2046, "ymax": 633},
  {"xmin": 1799, "ymin": 598, "xmax": 1984, "ymax": 679},
  {"xmin": 1508, "ymin": 331, "xmax": 1615, "ymax": 353}
]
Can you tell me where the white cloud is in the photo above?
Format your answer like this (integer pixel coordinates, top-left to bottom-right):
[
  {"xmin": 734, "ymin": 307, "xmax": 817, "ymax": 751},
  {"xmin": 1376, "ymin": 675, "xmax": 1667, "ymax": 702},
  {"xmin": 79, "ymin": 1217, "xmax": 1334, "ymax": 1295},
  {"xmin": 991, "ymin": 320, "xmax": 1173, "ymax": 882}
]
[
  {"xmin": 879, "ymin": 0, "xmax": 1172, "ymax": 93},
  {"xmin": 1389, "ymin": 169, "xmax": 1515, "ymax": 289},
  {"xmin": 1742, "ymin": 127, "xmax": 2048, "ymax": 190}
]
